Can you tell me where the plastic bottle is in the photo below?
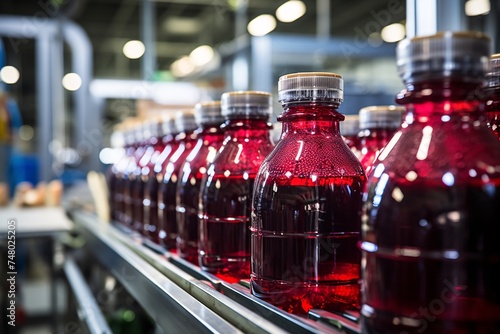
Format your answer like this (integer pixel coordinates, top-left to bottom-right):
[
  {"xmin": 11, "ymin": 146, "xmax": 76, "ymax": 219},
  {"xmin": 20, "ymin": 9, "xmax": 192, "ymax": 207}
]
[
  {"xmin": 485, "ymin": 53, "xmax": 500, "ymax": 139},
  {"xmin": 176, "ymin": 101, "xmax": 225, "ymax": 264},
  {"xmin": 357, "ymin": 105, "xmax": 404, "ymax": 174},
  {"xmin": 158, "ymin": 110, "xmax": 198, "ymax": 250},
  {"xmin": 129, "ymin": 119, "xmax": 155, "ymax": 233},
  {"xmin": 123, "ymin": 121, "xmax": 147, "ymax": 228},
  {"xmin": 361, "ymin": 32, "xmax": 500, "ymax": 333},
  {"xmin": 199, "ymin": 91, "xmax": 275, "ymax": 283},
  {"xmin": 143, "ymin": 115, "xmax": 178, "ymax": 244},
  {"xmin": 251, "ymin": 72, "xmax": 366, "ymax": 314},
  {"xmin": 340, "ymin": 114, "xmax": 362, "ymax": 159},
  {"xmin": 114, "ymin": 119, "xmax": 141, "ymax": 226},
  {"xmin": 107, "ymin": 123, "xmax": 126, "ymax": 222},
  {"xmin": 133, "ymin": 116, "xmax": 165, "ymax": 235}
]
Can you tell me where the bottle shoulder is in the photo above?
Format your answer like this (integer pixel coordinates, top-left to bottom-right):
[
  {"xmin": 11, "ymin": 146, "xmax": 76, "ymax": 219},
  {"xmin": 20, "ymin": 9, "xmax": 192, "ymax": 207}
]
[
  {"xmin": 368, "ymin": 123, "xmax": 500, "ymax": 185},
  {"xmin": 208, "ymin": 136, "xmax": 275, "ymax": 174}
]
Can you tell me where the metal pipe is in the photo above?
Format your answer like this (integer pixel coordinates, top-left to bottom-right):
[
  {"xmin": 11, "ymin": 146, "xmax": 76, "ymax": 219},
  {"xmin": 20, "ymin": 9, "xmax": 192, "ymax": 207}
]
[
  {"xmin": 61, "ymin": 19, "xmax": 95, "ymax": 173},
  {"xmin": 141, "ymin": 0, "xmax": 156, "ymax": 80},
  {"xmin": 0, "ymin": 15, "xmax": 94, "ymax": 180},
  {"xmin": 36, "ymin": 32, "xmax": 54, "ymax": 182},
  {"xmin": 317, "ymin": 0, "xmax": 331, "ymax": 39}
]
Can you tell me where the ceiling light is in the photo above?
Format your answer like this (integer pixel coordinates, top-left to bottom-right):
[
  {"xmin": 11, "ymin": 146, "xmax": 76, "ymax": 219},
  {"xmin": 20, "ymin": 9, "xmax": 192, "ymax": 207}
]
[
  {"xmin": 381, "ymin": 23, "xmax": 406, "ymax": 43},
  {"xmin": 465, "ymin": 0, "xmax": 490, "ymax": 16},
  {"xmin": 170, "ymin": 56, "xmax": 195, "ymax": 77},
  {"xmin": 19, "ymin": 125, "xmax": 34, "ymax": 141},
  {"xmin": 62, "ymin": 73, "xmax": 82, "ymax": 91},
  {"xmin": 123, "ymin": 40, "xmax": 145, "ymax": 59},
  {"xmin": 0, "ymin": 66, "xmax": 20, "ymax": 84},
  {"xmin": 247, "ymin": 14, "xmax": 277, "ymax": 37},
  {"xmin": 189, "ymin": 45, "xmax": 215, "ymax": 67},
  {"xmin": 276, "ymin": 1, "xmax": 306, "ymax": 23}
]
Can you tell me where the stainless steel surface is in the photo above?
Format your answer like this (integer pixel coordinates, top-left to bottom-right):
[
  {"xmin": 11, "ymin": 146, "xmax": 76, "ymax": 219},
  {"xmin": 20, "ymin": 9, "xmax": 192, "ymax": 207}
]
[
  {"xmin": 64, "ymin": 257, "xmax": 113, "ymax": 334},
  {"xmin": 72, "ymin": 211, "xmax": 243, "ymax": 334},
  {"xmin": 71, "ymin": 209, "xmax": 358, "ymax": 334}
]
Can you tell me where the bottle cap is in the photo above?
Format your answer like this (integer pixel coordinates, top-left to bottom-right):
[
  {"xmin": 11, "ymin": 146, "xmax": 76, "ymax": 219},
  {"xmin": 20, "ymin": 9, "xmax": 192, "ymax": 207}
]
[
  {"xmin": 278, "ymin": 72, "xmax": 344, "ymax": 103},
  {"xmin": 358, "ymin": 105, "xmax": 405, "ymax": 129},
  {"xmin": 142, "ymin": 118, "xmax": 153, "ymax": 140},
  {"xmin": 161, "ymin": 114, "xmax": 177, "ymax": 137},
  {"xmin": 397, "ymin": 31, "xmax": 491, "ymax": 83},
  {"xmin": 487, "ymin": 53, "xmax": 500, "ymax": 88},
  {"xmin": 195, "ymin": 101, "xmax": 224, "ymax": 125},
  {"xmin": 110, "ymin": 124, "xmax": 125, "ymax": 149},
  {"xmin": 147, "ymin": 115, "xmax": 163, "ymax": 138},
  {"xmin": 340, "ymin": 115, "xmax": 360, "ymax": 137},
  {"xmin": 134, "ymin": 121, "xmax": 145, "ymax": 142},
  {"xmin": 175, "ymin": 109, "xmax": 198, "ymax": 133},
  {"xmin": 221, "ymin": 91, "xmax": 272, "ymax": 119}
]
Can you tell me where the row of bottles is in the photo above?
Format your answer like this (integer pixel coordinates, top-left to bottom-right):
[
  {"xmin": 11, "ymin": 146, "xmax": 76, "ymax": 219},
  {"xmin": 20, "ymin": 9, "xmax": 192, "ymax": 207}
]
[{"xmin": 106, "ymin": 31, "xmax": 500, "ymax": 332}]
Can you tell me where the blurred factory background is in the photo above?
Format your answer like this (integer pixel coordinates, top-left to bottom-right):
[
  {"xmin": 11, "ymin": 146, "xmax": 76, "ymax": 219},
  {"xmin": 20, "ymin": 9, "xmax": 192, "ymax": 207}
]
[{"xmin": 0, "ymin": 0, "xmax": 497, "ymax": 185}]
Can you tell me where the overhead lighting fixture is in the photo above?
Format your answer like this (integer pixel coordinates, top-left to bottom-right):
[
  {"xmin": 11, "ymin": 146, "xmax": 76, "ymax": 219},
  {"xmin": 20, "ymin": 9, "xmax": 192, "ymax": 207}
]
[
  {"xmin": 276, "ymin": 0, "xmax": 306, "ymax": 23},
  {"xmin": 62, "ymin": 73, "xmax": 82, "ymax": 91},
  {"xmin": 465, "ymin": 0, "xmax": 490, "ymax": 16},
  {"xmin": 123, "ymin": 40, "xmax": 145, "ymax": 59},
  {"xmin": 170, "ymin": 56, "xmax": 195, "ymax": 77},
  {"xmin": 381, "ymin": 23, "xmax": 406, "ymax": 43},
  {"xmin": 189, "ymin": 45, "xmax": 215, "ymax": 67},
  {"xmin": 0, "ymin": 66, "xmax": 20, "ymax": 84},
  {"xmin": 247, "ymin": 14, "xmax": 277, "ymax": 37}
]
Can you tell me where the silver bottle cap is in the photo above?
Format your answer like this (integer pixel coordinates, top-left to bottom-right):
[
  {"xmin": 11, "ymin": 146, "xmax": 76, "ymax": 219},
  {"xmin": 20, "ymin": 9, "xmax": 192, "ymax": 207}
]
[
  {"xmin": 221, "ymin": 91, "xmax": 272, "ymax": 119},
  {"xmin": 487, "ymin": 53, "xmax": 500, "ymax": 88},
  {"xmin": 359, "ymin": 105, "xmax": 405, "ymax": 129},
  {"xmin": 175, "ymin": 109, "xmax": 198, "ymax": 133},
  {"xmin": 195, "ymin": 101, "xmax": 224, "ymax": 125},
  {"xmin": 340, "ymin": 115, "xmax": 360, "ymax": 137},
  {"xmin": 278, "ymin": 72, "xmax": 343, "ymax": 103},
  {"xmin": 397, "ymin": 31, "xmax": 491, "ymax": 83}
]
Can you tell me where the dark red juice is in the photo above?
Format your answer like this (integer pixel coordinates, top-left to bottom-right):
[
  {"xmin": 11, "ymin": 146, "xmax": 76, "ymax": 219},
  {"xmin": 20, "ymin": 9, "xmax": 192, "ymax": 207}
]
[
  {"xmin": 361, "ymin": 179, "xmax": 500, "ymax": 334},
  {"xmin": 200, "ymin": 175, "xmax": 255, "ymax": 282},
  {"xmin": 361, "ymin": 32, "xmax": 500, "ymax": 333},
  {"xmin": 199, "ymin": 91, "xmax": 275, "ymax": 283},
  {"xmin": 144, "ymin": 138, "xmax": 178, "ymax": 244},
  {"xmin": 158, "ymin": 111, "xmax": 198, "ymax": 250},
  {"xmin": 177, "ymin": 135, "xmax": 224, "ymax": 264},
  {"xmin": 251, "ymin": 176, "xmax": 364, "ymax": 314}
]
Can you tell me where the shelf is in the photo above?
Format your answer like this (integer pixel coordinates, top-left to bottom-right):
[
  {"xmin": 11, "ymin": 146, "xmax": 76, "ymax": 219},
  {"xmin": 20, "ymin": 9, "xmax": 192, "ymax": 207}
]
[{"xmin": 70, "ymin": 209, "xmax": 360, "ymax": 334}]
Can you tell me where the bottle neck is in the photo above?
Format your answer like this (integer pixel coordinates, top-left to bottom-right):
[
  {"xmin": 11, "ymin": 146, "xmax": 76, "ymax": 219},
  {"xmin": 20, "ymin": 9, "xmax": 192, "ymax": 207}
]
[
  {"xmin": 198, "ymin": 124, "xmax": 225, "ymax": 141},
  {"xmin": 279, "ymin": 102, "xmax": 343, "ymax": 135},
  {"xmin": 175, "ymin": 129, "xmax": 197, "ymax": 142},
  {"xmin": 396, "ymin": 79, "xmax": 484, "ymax": 122},
  {"xmin": 223, "ymin": 118, "xmax": 272, "ymax": 137},
  {"xmin": 359, "ymin": 128, "xmax": 398, "ymax": 149}
]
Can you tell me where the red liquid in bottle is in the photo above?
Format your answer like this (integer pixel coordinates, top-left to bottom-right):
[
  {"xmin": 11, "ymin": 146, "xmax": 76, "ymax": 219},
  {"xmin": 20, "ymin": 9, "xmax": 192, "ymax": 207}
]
[
  {"xmin": 485, "ymin": 53, "xmax": 500, "ymax": 140},
  {"xmin": 108, "ymin": 125, "xmax": 129, "ymax": 223},
  {"xmin": 130, "ymin": 120, "xmax": 157, "ymax": 233},
  {"xmin": 357, "ymin": 106, "xmax": 403, "ymax": 174},
  {"xmin": 199, "ymin": 91, "xmax": 275, "ymax": 283},
  {"xmin": 122, "ymin": 122, "xmax": 145, "ymax": 227},
  {"xmin": 340, "ymin": 114, "xmax": 362, "ymax": 159},
  {"xmin": 132, "ymin": 118, "xmax": 165, "ymax": 234},
  {"xmin": 144, "ymin": 116, "xmax": 178, "ymax": 244},
  {"xmin": 158, "ymin": 110, "xmax": 198, "ymax": 250},
  {"xmin": 361, "ymin": 33, "xmax": 500, "ymax": 333},
  {"xmin": 176, "ymin": 102, "xmax": 225, "ymax": 264},
  {"xmin": 251, "ymin": 73, "xmax": 366, "ymax": 314}
]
